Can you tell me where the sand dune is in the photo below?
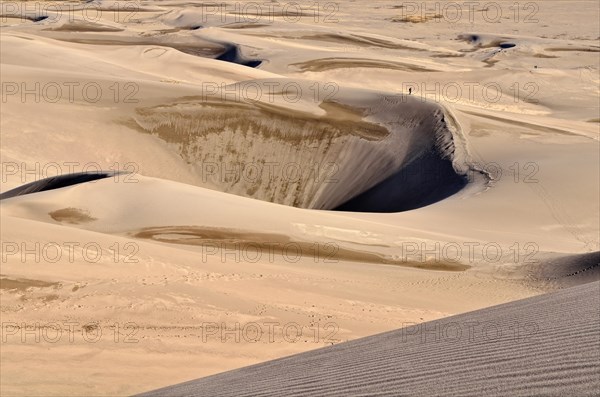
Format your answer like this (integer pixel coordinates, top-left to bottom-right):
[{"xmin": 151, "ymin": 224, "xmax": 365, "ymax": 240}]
[
  {"xmin": 139, "ymin": 281, "xmax": 600, "ymax": 397},
  {"xmin": 127, "ymin": 88, "xmax": 470, "ymax": 210},
  {"xmin": 0, "ymin": 0, "xmax": 598, "ymax": 395}
]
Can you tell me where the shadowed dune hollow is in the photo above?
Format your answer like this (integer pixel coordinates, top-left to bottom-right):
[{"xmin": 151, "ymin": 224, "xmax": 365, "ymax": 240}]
[{"xmin": 128, "ymin": 92, "xmax": 470, "ymax": 212}]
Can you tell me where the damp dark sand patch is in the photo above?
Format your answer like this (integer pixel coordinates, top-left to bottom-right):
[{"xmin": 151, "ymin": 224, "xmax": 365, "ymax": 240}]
[
  {"xmin": 142, "ymin": 28, "xmax": 184, "ymax": 35},
  {"xmin": 132, "ymin": 226, "xmax": 469, "ymax": 271},
  {"xmin": 290, "ymin": 57, "xmax": 438, "ymax": 72},
  {"xmin": 43, "ymin": 21, "xmax": 124, "ymax": 32},
  {"xmin": 0, "ymin": 276, "xmax": 60, "ymax": 292},
  {"xmin": 545, "ymin": 47, "xmax": 600, "ymax": 52},
  {"xmin": 221, "ymin": 23, "xmax": 272, "ymax": 29},
  {"xmin": 431, "ymin": 53, "xmax": 465, "ymax": 58},
  {"xmin": 483, "ymin": 58, "xmax": 499, "ymax": 68},
  {"xmin": 49, "ymin": 207, "xmax": 97, "ymax": 224},
  {"xmin": 389, "ymin": 15, "xmax": 442, "ymax": 23},
  {"xmin": 228, "ymin": 9, "xmax": 307, "ymax": 18}
]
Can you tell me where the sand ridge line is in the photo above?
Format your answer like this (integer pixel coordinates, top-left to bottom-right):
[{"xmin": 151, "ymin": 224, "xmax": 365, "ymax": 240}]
[
  {"xmin": 290, "ymin": 57, "xmax": 439, "ymax": 72},
  {"xmin": 461, "ymin": 110, "xmax": 596, "ymax": 140}
]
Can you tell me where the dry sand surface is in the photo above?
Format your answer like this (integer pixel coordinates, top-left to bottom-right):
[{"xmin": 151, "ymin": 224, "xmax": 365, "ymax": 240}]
[
  {"xmin": 0, "ymin": 0, "xmax": 598, "ymax": 396},
  {"xmin": 138, "ymin": 281, "xmax": 600, "ymax": 397}
]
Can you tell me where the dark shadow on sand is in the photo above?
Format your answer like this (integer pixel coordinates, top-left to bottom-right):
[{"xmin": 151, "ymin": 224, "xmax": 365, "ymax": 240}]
[
  {"xmin": 334, "ymin": 150, "xmax": 467, "ymax": 213},
  {"xmin": 0, "ymin": 171, "xmax": 119, "ymax": 200}
]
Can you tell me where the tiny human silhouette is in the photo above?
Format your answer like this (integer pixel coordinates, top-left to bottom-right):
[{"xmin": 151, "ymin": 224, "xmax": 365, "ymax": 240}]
[{"xmin": 408, "ymin": 88, "xmax": 412, "ymax": 95}]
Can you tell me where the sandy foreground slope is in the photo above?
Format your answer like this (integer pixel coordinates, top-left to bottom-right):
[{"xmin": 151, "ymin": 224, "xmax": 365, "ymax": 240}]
[
  {"xmin": 0, "ymin": 1, "xmax": 598, "ymax": 395},
  {"xmin": 138, "ymin": 281, "xmax": 600, "ymax": 397}
]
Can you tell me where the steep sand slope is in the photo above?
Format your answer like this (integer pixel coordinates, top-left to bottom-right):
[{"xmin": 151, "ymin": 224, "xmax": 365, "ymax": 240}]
[{"xmin": 139, "ymin": 281, "xmax": 600, "ymax": 397}]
